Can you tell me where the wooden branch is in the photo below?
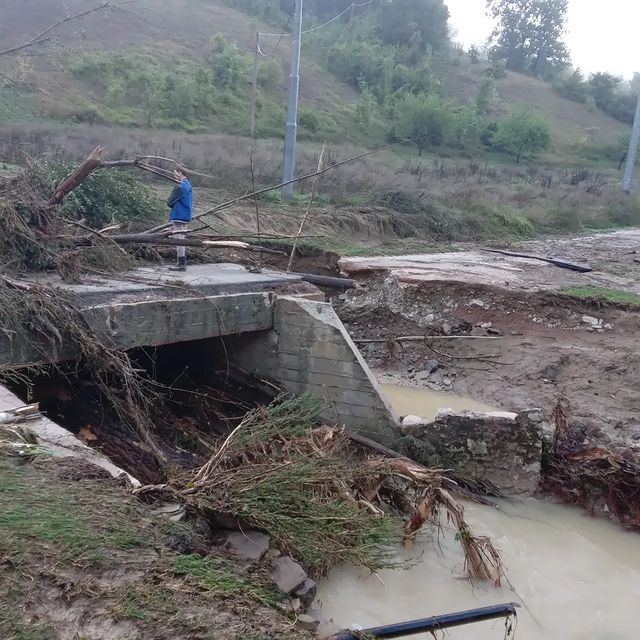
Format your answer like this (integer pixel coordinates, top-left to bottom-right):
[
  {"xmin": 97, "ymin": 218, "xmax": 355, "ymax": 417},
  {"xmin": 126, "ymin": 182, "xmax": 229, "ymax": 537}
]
[
  {"xmin": 287, "ymin": 142, "xmax": 325, "ymax": 272},
  {"xmin": 67, "ymin": 233, "xmax": 286, "ymax": 255},
  {"xmin": 47, "ymin": 146, "xmax": 105, "ymax": 206},
  {"xmin": 347, "ymin": 432, "xmax": 498, "ymax": 507},
  {"xmin": 46, "ymin": 148, "xmax": 178, "ymax": 207},
  {"xmin": 0, "ymin": 2, "xmax": 115, "ymax": 57},
  {"xmin": 144, "ymin": 135, "xmax": 431, "ymax": 234}
]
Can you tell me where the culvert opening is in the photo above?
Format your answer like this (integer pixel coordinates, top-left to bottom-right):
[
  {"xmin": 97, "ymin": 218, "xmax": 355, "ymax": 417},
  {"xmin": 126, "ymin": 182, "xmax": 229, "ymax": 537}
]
[{"xmin": 5, "ymin": 336, "xmax": 278, "ymax": 483}]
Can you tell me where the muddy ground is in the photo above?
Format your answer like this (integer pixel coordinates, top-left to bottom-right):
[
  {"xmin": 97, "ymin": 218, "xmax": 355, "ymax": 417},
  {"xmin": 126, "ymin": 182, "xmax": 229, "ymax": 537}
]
[{"xmin": 337, "ymin": 229, "xmax": 640, "ymax": 453}]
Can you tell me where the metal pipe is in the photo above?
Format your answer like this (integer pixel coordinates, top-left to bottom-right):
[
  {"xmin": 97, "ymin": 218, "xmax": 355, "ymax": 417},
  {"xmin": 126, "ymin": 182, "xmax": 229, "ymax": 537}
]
[{"xmin": 331, "ymin": 603, "xmax": 519, "ymax": 640}]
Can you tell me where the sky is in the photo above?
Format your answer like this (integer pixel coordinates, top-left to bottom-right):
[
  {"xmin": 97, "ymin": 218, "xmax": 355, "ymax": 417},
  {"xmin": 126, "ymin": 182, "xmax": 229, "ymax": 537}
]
[{"xmin": 445, "ymin": 0, "xmax": 639, "ymax": 78}]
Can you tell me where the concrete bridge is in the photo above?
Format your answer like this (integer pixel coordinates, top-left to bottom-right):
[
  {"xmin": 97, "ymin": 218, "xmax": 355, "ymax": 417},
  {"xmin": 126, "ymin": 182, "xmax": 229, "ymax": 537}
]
[{"xmin": 2, "ymin": 264, "xmax": 398, "ymax": 442}]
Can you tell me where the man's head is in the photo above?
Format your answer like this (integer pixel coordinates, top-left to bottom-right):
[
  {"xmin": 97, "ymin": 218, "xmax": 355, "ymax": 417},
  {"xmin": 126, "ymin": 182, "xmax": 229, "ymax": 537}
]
[{"xmin": 174, "ymin": 166, "xmax": 188, "ymax": 182}]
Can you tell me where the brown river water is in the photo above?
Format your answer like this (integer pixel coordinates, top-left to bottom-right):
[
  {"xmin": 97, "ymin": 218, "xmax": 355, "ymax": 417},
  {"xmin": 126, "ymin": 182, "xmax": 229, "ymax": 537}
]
[{"xmin": 316, "ymin": 385, "xmax": 640, "ymax": 639}]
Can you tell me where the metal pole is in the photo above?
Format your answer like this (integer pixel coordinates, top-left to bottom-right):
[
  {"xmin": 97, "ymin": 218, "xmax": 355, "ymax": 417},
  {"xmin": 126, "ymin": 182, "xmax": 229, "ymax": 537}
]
[
  {"xmin": 623, "ymin": 93, "xmax": 640, "ymax": 193},
  {"xmin": 249, "ymin": 32, "xmax": 260, "ymax": 139},
  {"xmin": 332, "ymin": 603, "xmax": 520, "ymax": 640},
  {"xmin": 282, "ymin": 0, "xmax": 304, "ymax": 200}
]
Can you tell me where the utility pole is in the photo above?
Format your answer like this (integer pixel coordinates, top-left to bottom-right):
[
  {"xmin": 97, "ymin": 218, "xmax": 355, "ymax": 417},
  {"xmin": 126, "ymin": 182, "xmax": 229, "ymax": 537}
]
[
  {"xmin": 249, "ymin": 32, "xmax": 260, "ymax": 139},
  {"xmin": 282, "ymin": 0, "xmax": 304, "ymax": 200},
  {"xmin": 623, "ymin": 93, "xmax": 640, "ymax": 194}
]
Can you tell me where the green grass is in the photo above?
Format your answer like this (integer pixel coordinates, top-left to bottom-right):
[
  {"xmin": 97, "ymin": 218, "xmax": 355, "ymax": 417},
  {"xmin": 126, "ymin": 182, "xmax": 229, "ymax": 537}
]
[
  {"xmin": 560, "ymin": 286, "xmax": 640, "ymax": 307},
  {"xmin": 0, "ymin": 455, "xmax": 297, "ymax": 639}
]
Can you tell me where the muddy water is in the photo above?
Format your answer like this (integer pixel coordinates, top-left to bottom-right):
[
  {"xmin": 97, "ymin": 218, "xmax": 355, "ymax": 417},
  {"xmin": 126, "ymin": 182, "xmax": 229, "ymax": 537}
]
[
  {"xmin": 317, "ymin": 499, "xmax": 640, "ymax": 639},
  {"xmin": 380, "ymin": 383, "xmax": 498, "ymax": 420}
]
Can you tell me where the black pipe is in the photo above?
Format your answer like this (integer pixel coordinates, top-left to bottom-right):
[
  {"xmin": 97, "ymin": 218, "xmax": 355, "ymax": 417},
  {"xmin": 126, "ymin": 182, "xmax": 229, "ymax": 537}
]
[
  {"xmin": 296, "ymin": 273, "xmax": 356, "ymax": 290},
  {"xmin": 332, "ymin": 603, "xmax": 520, "ymax": 640}
]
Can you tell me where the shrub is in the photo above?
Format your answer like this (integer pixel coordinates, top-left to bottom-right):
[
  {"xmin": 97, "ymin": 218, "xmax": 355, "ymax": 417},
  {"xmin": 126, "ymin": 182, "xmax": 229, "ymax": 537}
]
[{"xmin": 45, "ymin": 161, "xmax": 163, "ymax": 228}]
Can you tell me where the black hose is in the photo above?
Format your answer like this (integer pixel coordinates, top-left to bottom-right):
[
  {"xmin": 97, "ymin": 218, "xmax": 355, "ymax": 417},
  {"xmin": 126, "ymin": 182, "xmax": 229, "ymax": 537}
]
[{"xmin": 332, "ymin": 603, "xmax": 520, "ymax": 639}]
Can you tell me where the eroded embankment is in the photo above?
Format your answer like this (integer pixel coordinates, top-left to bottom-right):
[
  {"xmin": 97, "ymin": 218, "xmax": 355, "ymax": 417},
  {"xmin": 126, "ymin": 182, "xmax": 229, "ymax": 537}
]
[{"xmin": 337, "ymin": 273, "xmax": 640, "ymax": 528}]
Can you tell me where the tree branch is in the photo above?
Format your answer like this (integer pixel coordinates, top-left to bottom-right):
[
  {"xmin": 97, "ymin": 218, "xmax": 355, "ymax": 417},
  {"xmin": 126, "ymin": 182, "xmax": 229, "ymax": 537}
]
[{"xmin": 0, "ymin": 2, "xmax": 115, "ymax": 58}]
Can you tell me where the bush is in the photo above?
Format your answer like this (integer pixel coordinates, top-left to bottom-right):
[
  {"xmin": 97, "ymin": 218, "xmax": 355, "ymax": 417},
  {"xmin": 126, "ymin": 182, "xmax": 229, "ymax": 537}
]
[
  {"xmin": 390, "ymin": 92, "xmax": 453, "ymax": 155},
  {"xmin": 487, "ymin": 58, "xmax": 507, "ymax": 79},
  {"xmin": 494, "ymin": 108, "xmax": 552, "ymax": 163},
  {"xmin": 45, "ymin": 161, "xmax": 164, "ymax": 228}
]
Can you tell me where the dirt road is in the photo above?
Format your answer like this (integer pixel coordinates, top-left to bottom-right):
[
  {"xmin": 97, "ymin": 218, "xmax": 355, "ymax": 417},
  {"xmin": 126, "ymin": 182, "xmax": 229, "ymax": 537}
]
[
  {"xmin": 339, "ymin": 229, "xmax": 640, "ymax": 294},
  {"xmin": 337, "ymin": 229, "xmax": 640, "ymax": 449}
]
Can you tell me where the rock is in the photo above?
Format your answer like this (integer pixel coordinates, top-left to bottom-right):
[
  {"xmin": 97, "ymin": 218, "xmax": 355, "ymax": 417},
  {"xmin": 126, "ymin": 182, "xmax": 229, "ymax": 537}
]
[
  {"xmin": 414, "ymin": 360, "xmax": 441, "ymax": 381},
  {"xmin": 224, "ymin": 531, "xmax": 270, "ymax": 563},
  {"xmin": 401, "ymin": 415, "xmax": 430, "ymax": 435},
  {"xmin": 272, "ymin": 556, "xmax": 307, "ymax": 594},
  {"xmin": 470, "ymin": 327, "xmax": 488, "ymax": 336},
  {"xmin": 582, "ymin": 315, "xmax": 602, "ymax": 328},
  {"xmin": 441, "ymin": 322, "xmax": 453, "ymax": 336},
  {"xmin": 151, "ymin": 503, "xmax": 186, "ymax": 522},
  {"xmin": 293, "ymin": 577, "xmax": 317, "ymax": 607},
  {"xmin": 296, "ymin": 614, "xmax": 320, "ymax": 632},
  {"xmin": 480, "ymin": 322, "xmax": 492, "ymax": 329},
  {"xmin": 487, "ymin": 327, "xmax": 503, "ymax": 336}
]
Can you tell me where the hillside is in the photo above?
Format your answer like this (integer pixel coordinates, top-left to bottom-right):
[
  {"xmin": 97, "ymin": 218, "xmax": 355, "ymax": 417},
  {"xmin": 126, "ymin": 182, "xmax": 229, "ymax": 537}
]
[
  {"xmin": 445, "ymin": 57, "xmax": 626, "ymax": 149},
  {"xmin": 0, "ymin": 0, "xmax": 360, "ymax": 140},
  {"xmin": 0, "ymin": 0, "xmax": 629, "ymax": 159}
]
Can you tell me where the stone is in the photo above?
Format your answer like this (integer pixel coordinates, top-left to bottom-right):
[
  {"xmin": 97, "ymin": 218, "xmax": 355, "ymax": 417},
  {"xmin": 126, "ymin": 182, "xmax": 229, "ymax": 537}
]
[
  {"xmin": 441, "ymin": 322, "xmax": 453, "ymax": 336},
  {"xmin": 408, "ymin": 408, "xmax": 549, "ymax": 495},
  {"xmin": 224, "ymin": 531, "xmax": 270, "ymax": 563},
  {"xmin": 296, "ymin": 615, "xmax": 319, "ymax": 632},
  {"xmin": 293, "ymin": 577, "xmax": 317, "ymax": 607},
  {"xmin": 582, "ymin": 315, "xmax": 601, "ymax": 328},
  {"xmin": 470, "ymin": 327, "xmax": 488, "ymax": 336},
  {"xmin": 480, "ymin": 322, "xmax": 492, "ymax": 329},
  {"xmin": 271, "ymin": 556, "xmax": 307, "ymax": 594},
  {"xmin": 401, "ymin": 415, "xmax": 430, "ymax": 435},
  {"xmin": 151, "ymin": 503, "xmax": 186, "ymax": 522}
]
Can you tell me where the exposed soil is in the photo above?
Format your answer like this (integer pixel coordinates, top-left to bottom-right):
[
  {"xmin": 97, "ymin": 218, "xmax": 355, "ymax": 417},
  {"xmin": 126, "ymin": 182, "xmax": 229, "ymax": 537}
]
[
  {"xmin": 0, "ymin": 455, "xmax": 303, "ymax": 640},
  {"xmin": 337, "ymin": 229, "xmax": 640, "ymax": 524}
]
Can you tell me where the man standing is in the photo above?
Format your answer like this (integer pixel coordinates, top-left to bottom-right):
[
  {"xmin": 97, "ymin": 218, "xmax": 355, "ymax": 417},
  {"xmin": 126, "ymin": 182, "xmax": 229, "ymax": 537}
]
[{"xmin": 166, "ymin": 167, "xmax": 193, "ymax": 271}]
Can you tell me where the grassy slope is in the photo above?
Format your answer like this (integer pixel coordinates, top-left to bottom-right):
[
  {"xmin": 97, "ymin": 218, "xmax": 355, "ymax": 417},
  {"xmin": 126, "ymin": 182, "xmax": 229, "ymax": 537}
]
[
  {"xmin": 0, "ymin": 454, "xmax": 299, "ymax": 640},
  {"xmin": 0, "ymin": 0, "xmax": 359, "ymax": 139},
  {"xmin": 0, "ymin": 0, "xmax": 628, "ymax": 151},
  {"xmin": 445, "ymin": 58, "xmax": 626, "ymax": 150}
]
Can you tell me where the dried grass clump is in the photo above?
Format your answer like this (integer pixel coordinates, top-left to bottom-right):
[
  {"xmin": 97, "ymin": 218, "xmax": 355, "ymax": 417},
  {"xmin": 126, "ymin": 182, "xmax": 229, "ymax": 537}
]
[
  {"xmin": 138, "ymin": 395, "xmax": 504, "ymax": 582},
  {"xmin": 0, "ymin": 280, "xmax": 163, "ymax": 465}
]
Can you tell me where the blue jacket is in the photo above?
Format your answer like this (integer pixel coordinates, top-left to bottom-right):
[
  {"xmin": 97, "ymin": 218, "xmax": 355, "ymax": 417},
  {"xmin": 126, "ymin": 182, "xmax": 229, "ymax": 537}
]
[{"xmin": 167, "ymin": 179, "xmax": 193, "ymax": 222}]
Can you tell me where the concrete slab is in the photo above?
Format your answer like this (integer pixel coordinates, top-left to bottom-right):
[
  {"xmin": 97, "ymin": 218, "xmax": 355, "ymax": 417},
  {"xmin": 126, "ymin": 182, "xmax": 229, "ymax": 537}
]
[
  {"xmin": 0, "ymin": 385, "xmax": 138, "ymax": 485},
  {"xmin": 23, "ymin": 264, "xmax": 304, "ymax": 305}
]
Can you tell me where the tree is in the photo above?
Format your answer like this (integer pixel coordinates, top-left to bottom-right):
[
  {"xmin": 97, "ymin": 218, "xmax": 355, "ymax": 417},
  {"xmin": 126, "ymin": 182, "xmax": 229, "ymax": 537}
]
[
  {"xmin": 555, "ymin": 68, "xmax": 589, "ymax": 103},
  {"xmin": 494, "ymin": 107, "xmax": 551, "ymax": 162},
  {"xmin": 476, "ymin": 77, "xmax": 495, "ymax": 114},
  {"xmin": 589, "ymin": 72, "xmax": 621, "ymax": 110},
  {"xmin": 379, "ymin": 0, "xmax": 450, "ymax": 53},
  {"xmin": 487, "ymin": 0, "xmax": 570, "ymax": 77},
  {"xmin": 391, "ymin": 93, "xmax": 453, "ymax": 155}
]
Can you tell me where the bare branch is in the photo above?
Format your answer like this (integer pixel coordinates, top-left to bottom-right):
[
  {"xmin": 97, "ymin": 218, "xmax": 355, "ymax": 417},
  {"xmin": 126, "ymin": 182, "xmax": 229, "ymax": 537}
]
[{"xmin": 0, "ymin": 2, "xmax": 115, "ymax": 58}]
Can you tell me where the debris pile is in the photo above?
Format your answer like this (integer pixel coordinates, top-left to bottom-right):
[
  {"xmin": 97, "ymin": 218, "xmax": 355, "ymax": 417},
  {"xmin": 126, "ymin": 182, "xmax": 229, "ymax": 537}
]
[{"xmin": 136, "ymin": 394, "xmax": 504, "ymax": 582}]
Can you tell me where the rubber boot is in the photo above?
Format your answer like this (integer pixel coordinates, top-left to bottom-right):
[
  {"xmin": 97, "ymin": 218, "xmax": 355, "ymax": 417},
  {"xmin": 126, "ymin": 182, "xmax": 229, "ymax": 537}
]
[{"xmin": 168, "ymin": 256, "xmax": 187, "ymax": 272}]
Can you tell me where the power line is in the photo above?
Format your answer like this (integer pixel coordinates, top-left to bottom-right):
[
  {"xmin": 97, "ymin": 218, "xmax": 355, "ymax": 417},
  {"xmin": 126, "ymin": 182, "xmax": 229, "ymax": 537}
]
[{"xmin": 260, "ymin": 0, "xmax": 378, "ymax": 38}]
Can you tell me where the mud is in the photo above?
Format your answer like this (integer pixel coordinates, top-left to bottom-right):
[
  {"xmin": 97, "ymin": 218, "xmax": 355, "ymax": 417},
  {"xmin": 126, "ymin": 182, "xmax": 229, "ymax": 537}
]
[{"xmin": 336, "ymin": 229, "xmax": 640, "ymax": 522}]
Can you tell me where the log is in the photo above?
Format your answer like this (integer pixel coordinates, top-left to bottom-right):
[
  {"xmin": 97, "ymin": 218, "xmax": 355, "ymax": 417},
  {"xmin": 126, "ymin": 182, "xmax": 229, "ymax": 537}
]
[
  {"xmin": 481, "ymin": 248, "xmax": 592, "ymax": 273},
  {"xmin": 347, "ymin": 432, "xmax": 499, "ymax": 507},
  {"xmin": 293, "ymin": 273, "xmax": 355, "ymax": 290},
  {"xmin": 67, "ymin": 233, "xmax": 286, "ymax": 256}
]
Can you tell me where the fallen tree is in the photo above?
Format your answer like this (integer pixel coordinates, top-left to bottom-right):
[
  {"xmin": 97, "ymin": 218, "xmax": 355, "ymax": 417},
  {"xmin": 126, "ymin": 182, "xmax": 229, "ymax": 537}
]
[{"xmin": 135, "ymin": 394, "xmax": 505, "ymax": 583}]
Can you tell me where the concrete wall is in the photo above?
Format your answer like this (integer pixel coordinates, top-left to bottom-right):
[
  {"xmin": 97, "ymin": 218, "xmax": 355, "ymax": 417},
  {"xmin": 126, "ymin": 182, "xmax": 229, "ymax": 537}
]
[
  {"xmin": 230, "ymin": 296, "xmax": 400, "ymax": 445},
  {"xmin": 0, "ymin": 292, "xmax": 274, "ymax": 366},
  {"xmin": 402, "ymin": 409, "xmax": 555, "ymax": 495}
]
